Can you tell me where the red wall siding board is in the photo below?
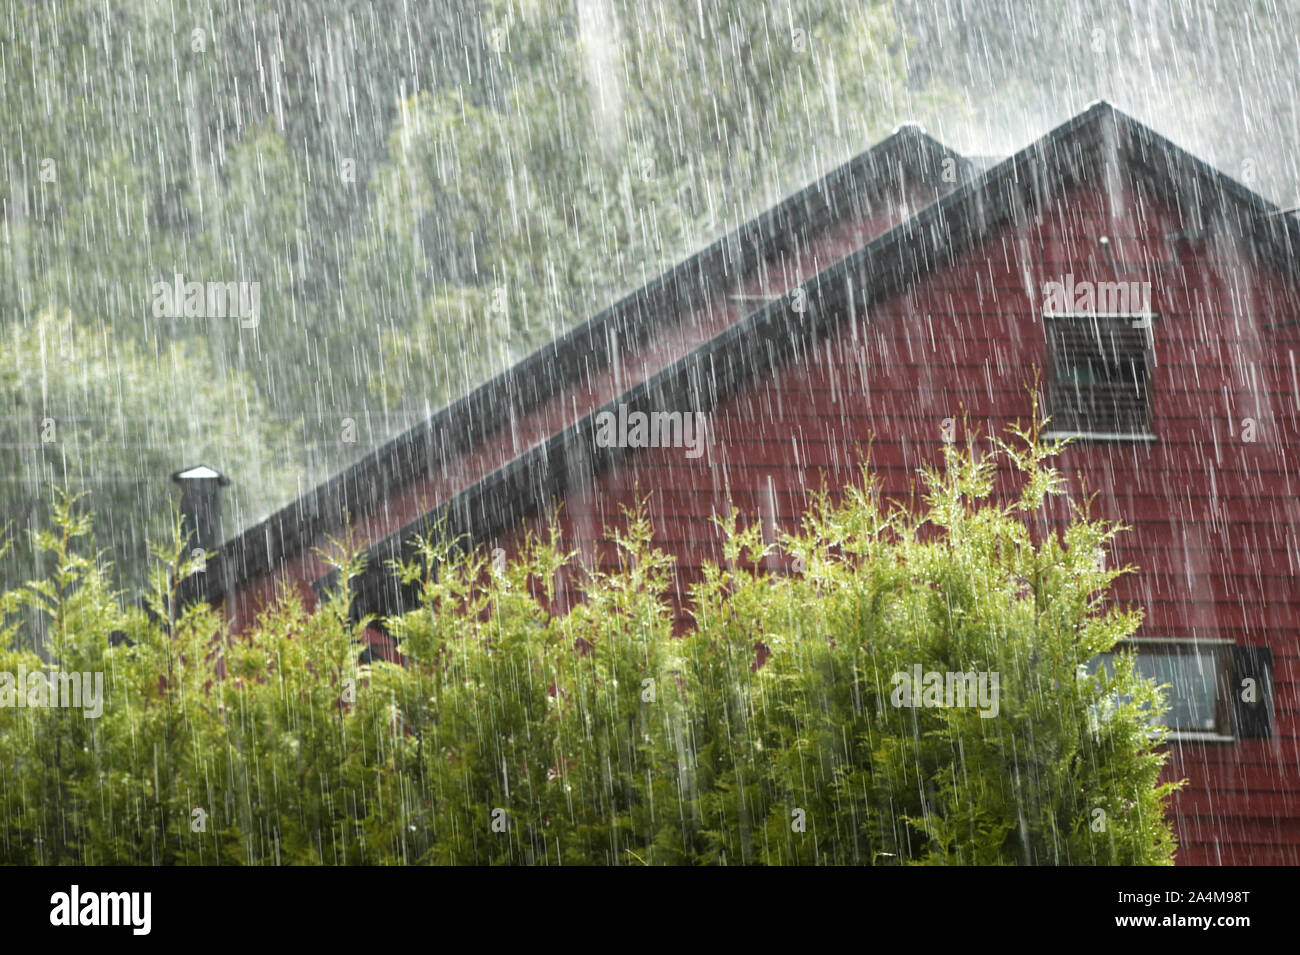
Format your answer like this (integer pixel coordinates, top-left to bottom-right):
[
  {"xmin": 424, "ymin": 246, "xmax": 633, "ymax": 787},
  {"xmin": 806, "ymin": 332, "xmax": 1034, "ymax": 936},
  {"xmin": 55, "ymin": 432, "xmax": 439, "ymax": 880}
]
[
  {"xmin": 1173, "ymin": 816, "xmax": 1300, "ymax": 846},
  {"xmin": 1182, "ymin": 848, "xmax": 1300, "ymax": 865},
  {"xmin": 1167, "ymin": 747, "xmax": 1300, "ymax": 778}
]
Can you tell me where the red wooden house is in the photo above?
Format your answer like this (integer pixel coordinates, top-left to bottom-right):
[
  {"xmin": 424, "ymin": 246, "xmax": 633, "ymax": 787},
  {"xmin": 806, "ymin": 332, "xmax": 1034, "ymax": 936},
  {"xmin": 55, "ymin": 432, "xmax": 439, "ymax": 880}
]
[{"xmin": 181, "ymin": 102, "xmax": 1300, "ymax": 866}]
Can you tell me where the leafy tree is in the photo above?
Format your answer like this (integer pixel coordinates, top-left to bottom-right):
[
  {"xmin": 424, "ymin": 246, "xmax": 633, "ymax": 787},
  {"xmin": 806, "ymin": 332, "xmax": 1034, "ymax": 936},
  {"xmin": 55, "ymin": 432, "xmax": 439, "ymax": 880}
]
[
  {"xmin": 0, "ymin": 309, "xmax": 295, "ymax": 596},
  {"xmin": 364, "ymin": 0, "xmax": 929, "ymax": 406}
]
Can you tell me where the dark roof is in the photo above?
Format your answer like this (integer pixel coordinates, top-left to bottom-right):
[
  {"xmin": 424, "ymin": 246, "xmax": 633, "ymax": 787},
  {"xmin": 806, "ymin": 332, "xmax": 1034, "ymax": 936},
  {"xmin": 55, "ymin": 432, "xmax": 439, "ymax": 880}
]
[
  {"xmin": 324, "ymin": 101, "xmax": 1300, "ymax": 618},
  {"xmin": 184, "ymin": 124, "xmax": 972, "ymax": 608}
]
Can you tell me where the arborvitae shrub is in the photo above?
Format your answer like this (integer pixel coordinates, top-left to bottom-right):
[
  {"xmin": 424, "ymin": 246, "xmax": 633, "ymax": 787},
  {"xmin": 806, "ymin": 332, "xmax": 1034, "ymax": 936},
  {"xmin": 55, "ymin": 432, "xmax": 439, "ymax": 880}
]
[{"xmin": 0, "ymin": 423, "xmax": 1180, "ymax": 864}]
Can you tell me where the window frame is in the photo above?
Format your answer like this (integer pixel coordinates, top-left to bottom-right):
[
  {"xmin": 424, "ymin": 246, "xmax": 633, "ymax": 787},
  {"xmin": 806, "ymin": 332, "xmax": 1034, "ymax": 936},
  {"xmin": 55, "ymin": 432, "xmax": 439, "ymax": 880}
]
[
  {"xmin": 1094, "ymin": 637, "xmax": 1236, "ymax": 743},
  {"xmin": 1042, "ymin": 311, "xmax": 1158, "ymax": 442}
]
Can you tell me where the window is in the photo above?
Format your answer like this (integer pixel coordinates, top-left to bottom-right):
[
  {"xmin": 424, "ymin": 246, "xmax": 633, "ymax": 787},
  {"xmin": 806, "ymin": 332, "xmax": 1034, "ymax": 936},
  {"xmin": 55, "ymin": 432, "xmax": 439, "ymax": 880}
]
[
  {"xmin": 1044, "ymin": 314, "xmax": 1154, "ymax": 439},
  {"xmin": 1088, "ymin": 640, "xmax": 1274, "ymax": 742}
]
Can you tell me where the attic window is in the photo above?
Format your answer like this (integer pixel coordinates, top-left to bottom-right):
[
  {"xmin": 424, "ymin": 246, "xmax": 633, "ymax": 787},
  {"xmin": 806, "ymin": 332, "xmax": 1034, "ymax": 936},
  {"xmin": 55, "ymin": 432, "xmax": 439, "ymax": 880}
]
[
  {"xmin": 1043, "ymin": 313, "xmax": 1155, "ymax": 440},
  {"xmin": 1087, "ymin": 640, "xmax": 1274, "ymax": 742}
]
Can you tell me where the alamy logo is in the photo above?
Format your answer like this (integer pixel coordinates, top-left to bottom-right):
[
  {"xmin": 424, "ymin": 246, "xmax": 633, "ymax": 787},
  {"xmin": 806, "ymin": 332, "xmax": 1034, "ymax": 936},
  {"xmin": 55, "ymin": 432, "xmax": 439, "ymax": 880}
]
[
  {"xmin": 1042, "ymin": 272, "xmax": 1151, "ymax": 317},
  {"xmin": 0, "ymin": 666, "xmax": 103, "ymax": 718},
  {"xmin": 50, "ymin": 885, "xmax": 151, "ymax": 935},
  {"xmin": 594, "ymin": 404, "xmax": 708, "ymax": 459},
  {"xmin": 151, "ymin": 273, "xmax": 260, "ymax": 327},
  {"xmin": 890, "ymin": 665, "xmax": 1000, "ymax": 718}
]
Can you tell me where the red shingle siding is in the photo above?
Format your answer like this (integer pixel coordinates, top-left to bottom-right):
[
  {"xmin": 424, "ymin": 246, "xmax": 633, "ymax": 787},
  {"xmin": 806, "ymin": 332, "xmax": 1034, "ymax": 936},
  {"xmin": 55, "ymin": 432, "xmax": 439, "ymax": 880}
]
[{"xmin": 492, "ymin": 177, "xmax": 1300, "ymax": 865}]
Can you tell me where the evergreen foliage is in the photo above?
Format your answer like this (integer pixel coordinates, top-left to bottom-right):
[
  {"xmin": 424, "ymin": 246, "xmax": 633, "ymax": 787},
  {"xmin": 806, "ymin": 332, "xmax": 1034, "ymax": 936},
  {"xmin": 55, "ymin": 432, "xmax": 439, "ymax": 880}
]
[{"xmin": 0, "ymin": 424, "xmax": 1180, "ymax": 864}]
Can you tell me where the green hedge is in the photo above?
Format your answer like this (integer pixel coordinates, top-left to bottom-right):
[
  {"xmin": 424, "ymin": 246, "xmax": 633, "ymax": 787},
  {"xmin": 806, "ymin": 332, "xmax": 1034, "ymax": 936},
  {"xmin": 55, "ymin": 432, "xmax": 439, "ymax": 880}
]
[{"xmin": 0, "ymin": 421, "xmax": 1180, "ymax": 864}]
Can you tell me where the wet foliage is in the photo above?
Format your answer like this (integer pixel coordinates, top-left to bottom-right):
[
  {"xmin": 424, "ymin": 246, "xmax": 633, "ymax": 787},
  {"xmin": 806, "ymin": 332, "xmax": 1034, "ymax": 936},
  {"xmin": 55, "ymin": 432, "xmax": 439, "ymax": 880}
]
[{"xmin": 0, "ymin": 423, "xmax": 1179, "ymax": 864}]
